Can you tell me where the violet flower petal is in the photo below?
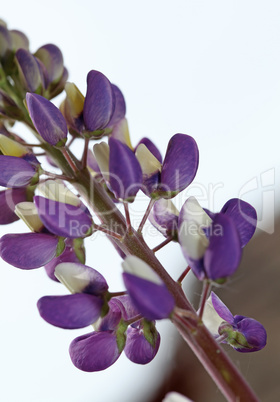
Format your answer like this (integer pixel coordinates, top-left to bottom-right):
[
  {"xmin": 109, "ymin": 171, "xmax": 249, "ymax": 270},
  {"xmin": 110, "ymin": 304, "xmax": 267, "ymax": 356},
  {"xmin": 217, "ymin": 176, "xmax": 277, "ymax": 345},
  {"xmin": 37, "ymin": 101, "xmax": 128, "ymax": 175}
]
[
  {"xmin": 34, "ymin": 196, "xmax": 92, "ymax": 238},
  {"xmin": 160, "ymin": 134, "xmax": 199, "ymax": 197},
  {"xmin": 211, "ymin": 292, "xmax": 235, "ymax": 325},
  {"xmin": 34, "ymin": 44, "xmax": 64, "ymax": 85},
  {"xmin": 149, "ymin": 199, "xmax": 179, "ymax": 238},
  {"xmin": 221, "ymin": 198, "xmax": 257, "ymax": 247},
  {"xmin": 136, "ymin": 137, "xmax": 162, "ymax": 163},
  {"xmin": 0, "ymin": 188, "xmax": 27, "ymax": 224},
  {"xmin": 0, "ymin": 232, "xmax": 58, "ymax": 269},
  {"xmin": 15, "ymin": 49, "xmax": 42, "ymax": 93},
  {"xmin": 69, "ymin": 331, "xmax": 121, "ymax": 372},
  {"xmin": 109, "ymin": 138, "xmax": 142, "ymax": 201},
  {"xmin": 44, "ymin": 245, "xmax": 81, "ymax": 282},
  {"xmin": 26, "ymin": 93, "xmax": 67, "ymax": 146},
  {"xmin": 204, "ymin": 213, "xmax": 242, "ymax": 280},
  {"xmin": 123, "ymin": 273, "xmax": 174, "ymax": 321},
  {"xmin": 124, "ymin": 325, "xmax": 160, "ymax": 364},
  {"xmin": 106, "ymin": 84, "xmax": 126, "ymax": 127},
  {"xmin": 37, "ymin": 293, "xmax": 103, "ymax": 329},
  {"xmin": 97, "ymin": 298, "xmax": 122, "ymax": 331},
  {"xmin": 83, "ymin": 70, "xmax": 114, "ymax": 132},
  {"xmin": 0, "ymin": 155, "xmax": 36, "ymax": 188},
  {"xmin": 234, "ymin": 317, "xmax": 267, "ymax": 352}
]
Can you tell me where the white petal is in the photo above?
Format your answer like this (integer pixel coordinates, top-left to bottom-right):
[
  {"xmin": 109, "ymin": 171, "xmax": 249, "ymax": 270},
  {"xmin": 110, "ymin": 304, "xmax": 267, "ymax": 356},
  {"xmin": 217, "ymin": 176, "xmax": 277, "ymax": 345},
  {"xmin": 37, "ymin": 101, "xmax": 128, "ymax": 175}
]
[
  {"xmin": 93, "ymin": 142, "xmax": 110, "ymax": 181},
  {"xmin": 15, "ymin": 201, "xmax": 43, "ymax": 232},
  {"xmin": 201, "ymin": 295, "xmax": 223, "ymax": 335},
  {"xmin": 135, "ymin": 143, "xmax": 162, "ymax": 175},
  {"xmin": 122, "ymin": 255, "xmax": 162, "ymax": 285},
  {"xmin": 178, "ymin": 197, "xmax": 212, "ymax": 260},
  {"xmin": 37, "ymin": 179, "xmax": 80, "ymax": 206},
  {"xmin": 55, "ymin": 262, "xmax": 93, "ymax": 293}
]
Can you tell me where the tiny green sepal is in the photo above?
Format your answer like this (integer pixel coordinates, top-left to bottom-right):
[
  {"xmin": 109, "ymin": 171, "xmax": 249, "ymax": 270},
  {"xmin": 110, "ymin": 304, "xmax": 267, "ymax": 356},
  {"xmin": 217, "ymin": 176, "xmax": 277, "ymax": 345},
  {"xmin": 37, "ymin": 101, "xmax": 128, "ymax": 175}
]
[
  {"xmin": 56, "ymin": 237, "xmax": 66, "ymax": 257},
  {"xmin": 115, "ymin": 319, "xmax": 128, "ymax": 353}
]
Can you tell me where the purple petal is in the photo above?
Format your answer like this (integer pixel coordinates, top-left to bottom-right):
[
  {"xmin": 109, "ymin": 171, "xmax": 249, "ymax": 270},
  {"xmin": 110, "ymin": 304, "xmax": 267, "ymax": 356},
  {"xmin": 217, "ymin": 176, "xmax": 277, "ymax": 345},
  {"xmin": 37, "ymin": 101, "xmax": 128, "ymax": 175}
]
[
  {"xmin": 44, "ymin": 244, "xmax": 81, "ymax": 282},
  {"xmin": 0, "ymin": 188, "xmax": 27, "ymax": 224},
  {"xmin": 15, "ymin": 49, "xmax": 42, "ymax": 93},
  {"xmin": 83, "ymin": 70, "xmax": 114, "ymax": 132},
  {"xmin": 204, "ymin": 214, "xmax": 242, "ymax": 280},
  {"xmin": 221, "ymin": 198, "xmax": 257, "ymax": 247},
  {"xmin": 0, "ymin": 155, "xmax": 36, "ymax": 188},
  {"xmin": 34, "ymin": 196, "xmax": 92, "ymax": 238},
  {"xmin": 124, "ymin": 325, "xmax": 160, "ymax": 364},
  {"xmin": 106, "ymin": 84, "xmax": 126, "ymax": 127},
  {"xmin": 69, "ymin": 331, "xmax": 121, "ymax": 372},
  {"xmin": 136, "ymin": 137, "xmax": 162, "ymax": 163},
  {"xmin": 123, "ymin": 273, "xmax": 174, "ymax": 320},
  {"xmin": 97, "ymin": 298, "xmax": 122, "ymax": 331},
  {"xmin": 149, "ymin": 199, "xmax": 179, "ymax": 238},
  {"xmin": 160, "ymin": 134, "xmax": 199, "ymax": 197},
  {"xmin": 234, "ymin": 317, "xmax": 267, "ymax": 352},
  {"xmin": 26, "ymin": 93, "xmax": 67, "ymax": 146},
  {"xmin": 37, "ymin": 293, "xmax": 103, "ymax": 329},
  {"xmin": 109, "ymin": 138, "xmax": 142, "ymax": 201},
  {"xmin": 111, "ymin": 295, "xmax": 140, "ymax": 321},
  {"xmin": 0, "ymin": 232, "xmax": 58, "ymax": 269},
  {"xmin": 34, "ymin": 44, "xmax": 64, "ymax": 85},
  {"xmin": 211, "ymin": 292, "xmax": 234, "ymax": 325}
]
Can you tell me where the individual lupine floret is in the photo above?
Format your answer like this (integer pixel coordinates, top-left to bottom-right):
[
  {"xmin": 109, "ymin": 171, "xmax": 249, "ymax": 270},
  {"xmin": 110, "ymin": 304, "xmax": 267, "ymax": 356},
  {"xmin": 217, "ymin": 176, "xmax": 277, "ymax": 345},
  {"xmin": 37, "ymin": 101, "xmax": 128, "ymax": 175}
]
[
  {"xmin": 38, "ymin": 262, "xmax": 109, "ymax": 329},
  {"xmin": 38, "ymin": 262, "xmax": 123, "ymax": 371},
  {"xmin": 0, "ymin": 182, "xmax": 91, "ymax": 269},
  {"xmin": 34, "ymin": 43, "xmax": 68, "ymax": 99},
  {"xmin": 15, "ymin": 49, "xmax": 45, "ymax": 94},
  {"xmin": 178, "ymin": 196, "xmax": 257, "ymax": 282},
  {"xmin": 94, "ymin": 138, "xmax": 142, "ymax": 202},
  {"xmin": 202, "ymin": 292, "xmax": 267, "ymax": 353},
  {"xmin": 26, "ymin": 93, "xmax": 68, "ymax": 146},
  {"xmin": 122, "ymin": 255, "xmax": 175, "ymax": 320},
  {"xmin": 135, "ymin": 133, "xmax": 199, "ymax": 199},
  {"xmin": 124, "ymin": 319, "xmax": 160, "ymax": 364},
  {"xmin": 83, "ymin": 70, "xmax": 126, "ymax": 136},
  {"xmin": 148, "ymin": 198, "xmax": 179, "ymax": 240},
  {"xmin": 0, "ymin": 201, "xmax": 61, "ymax": 269}
]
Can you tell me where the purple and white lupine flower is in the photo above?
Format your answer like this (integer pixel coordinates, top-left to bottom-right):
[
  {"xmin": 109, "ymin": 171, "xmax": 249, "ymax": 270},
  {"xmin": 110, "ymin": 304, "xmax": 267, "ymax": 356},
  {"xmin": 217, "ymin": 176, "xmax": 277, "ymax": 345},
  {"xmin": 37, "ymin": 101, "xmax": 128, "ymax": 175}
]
[
  {"xmin": 149, "ymin": 198, "xmax": 179, "ymax": 240},
  {"xmin": 38, "ymin": 262, "xmax": 109, "ymax": 329},
  {"xmin": 178, "ymin": 197, "xmax": 243, "ymax": 282},
  {"xmin": 122, "ymin": 255, "xmax": 175, "ymax": 320},
  {"xmin": 26, "ymin": 93, "xmax": 68, "ymax": 146},
  {"xmin": 202, "ymin": 292, "xmax": 267, "ymax": 353},
  {"xmin": 34, "ymin": 196, "xmax": 93, "ymax": 238},
  {"xmin": 135, "ymin": 133, "xmax": 199, "ymax": 199}
]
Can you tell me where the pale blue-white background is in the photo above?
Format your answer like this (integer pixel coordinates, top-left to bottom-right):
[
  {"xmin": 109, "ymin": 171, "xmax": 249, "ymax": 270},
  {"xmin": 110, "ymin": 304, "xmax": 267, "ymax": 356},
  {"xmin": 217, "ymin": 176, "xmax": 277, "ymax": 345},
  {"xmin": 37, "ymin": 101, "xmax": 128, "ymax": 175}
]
[{"xmin": 1, "ymin": 1, "xmax": 280, "ymax": 401}]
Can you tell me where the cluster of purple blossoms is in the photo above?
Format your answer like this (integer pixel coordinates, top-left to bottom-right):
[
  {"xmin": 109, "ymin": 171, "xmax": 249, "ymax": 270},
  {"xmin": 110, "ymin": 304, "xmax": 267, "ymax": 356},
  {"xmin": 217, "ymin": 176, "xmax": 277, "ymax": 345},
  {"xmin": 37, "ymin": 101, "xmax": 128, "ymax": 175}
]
[{"xmin": 0, "ymin": 20, "xmax": 266, "ymax": 382}]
